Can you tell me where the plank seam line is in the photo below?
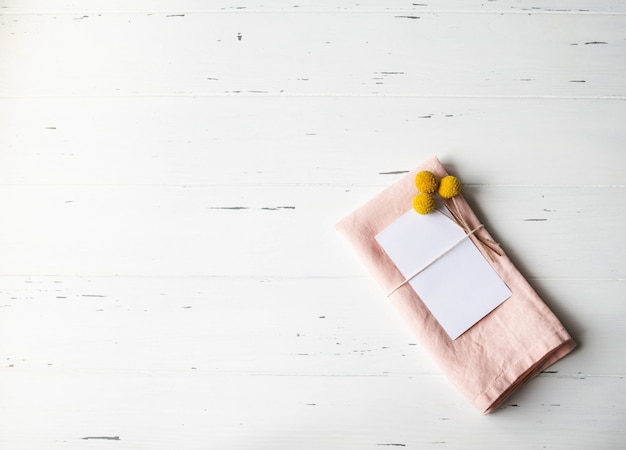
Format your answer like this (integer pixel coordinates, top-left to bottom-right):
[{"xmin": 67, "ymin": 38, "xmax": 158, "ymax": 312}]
[
  {"xmin": 0, "ymin": 183, "xmax": 623, "ymax": 188},
  {"xmin": 0, "ymin": 275, "xmax": 623, "ymax": 281},
  {"xmin": 1, "ymin": 94, "xmax": 625, "ymax": 101},
  {"xmin": 1, "ymin": 10, "xmax": 626, "ymax": 16}
]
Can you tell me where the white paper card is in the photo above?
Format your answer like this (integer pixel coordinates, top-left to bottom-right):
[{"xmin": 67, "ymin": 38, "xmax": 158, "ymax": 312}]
[{"xmin": 375, "ymin": 209, "xmax": 512, "ymax": 339}]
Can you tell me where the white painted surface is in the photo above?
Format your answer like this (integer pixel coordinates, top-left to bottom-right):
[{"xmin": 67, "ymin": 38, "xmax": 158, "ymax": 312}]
[{"xmin": 0, "ymin": 1, "xmax": 624, "ymax": 449}]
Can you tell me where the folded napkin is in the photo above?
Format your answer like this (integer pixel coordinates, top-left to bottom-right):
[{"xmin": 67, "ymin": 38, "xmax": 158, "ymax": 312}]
[{"xmin": 336, "ymin": 156, "xmax": 576, "ymax": 414}]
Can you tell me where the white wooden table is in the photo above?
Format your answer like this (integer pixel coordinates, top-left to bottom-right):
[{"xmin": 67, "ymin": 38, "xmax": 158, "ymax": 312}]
[{"xmin": 1, "ymin": 1, "xmax": 625, "ymax": 448}]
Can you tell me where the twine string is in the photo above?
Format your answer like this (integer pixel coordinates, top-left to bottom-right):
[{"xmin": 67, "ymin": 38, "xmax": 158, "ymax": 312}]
[
  {"xmin": 448, "ymin": 197, "xmax": 502, "ymax": 259},
  {"xmin": 386, "ymin": 223, "xmax": 485, "ymax": 297},
  {"xmin": 386, "ymin": 198, "xmax": 502, "ymax": 298}
]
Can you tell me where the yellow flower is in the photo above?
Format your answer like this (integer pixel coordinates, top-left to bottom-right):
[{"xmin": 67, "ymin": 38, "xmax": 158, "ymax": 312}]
[
  {"xmin": 415, "ymin": 170, "xmax": 439, "ymax": 193},
  {"xmin": 438, "ymin": 175, "xmax": 462, "ymax": 199},
  {"xmin": 412, "ymin": 192, "xmax": 435, "ymax": 214}
]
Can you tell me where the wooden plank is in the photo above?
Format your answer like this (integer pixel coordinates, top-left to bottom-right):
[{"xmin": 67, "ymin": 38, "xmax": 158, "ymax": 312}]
[
  {"xmin": 0, "ymin": 373, "xmax": 626, "ymax": 450},
  {"xmin": 0, "ymin": 276, "xmax": 623, "ymax": 376},
  {"xmin": 1, "ymin": 0, "xmax": 626, "ymax": 14},
  {"xmin": 1, "ymin": 12, "xmax": 625, "ymax": 98},
  {"xmin": 0, "ymin": 359, "xmax": 623, "ymax": 449},
  {"xmin": 0, "ymin": 184, "xmax": 623, "ymax": 279},
  {"xmin": 1, "ymin": 97, "xmax": 625, "ymax": 186}
]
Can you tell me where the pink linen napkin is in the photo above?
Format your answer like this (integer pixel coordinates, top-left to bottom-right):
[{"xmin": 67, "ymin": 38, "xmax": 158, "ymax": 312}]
[{"xmin": 336, "ymin": 156, "xmax": 576, "ymax": 414}]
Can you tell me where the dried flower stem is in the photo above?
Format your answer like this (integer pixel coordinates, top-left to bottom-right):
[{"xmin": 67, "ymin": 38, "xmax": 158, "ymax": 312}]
[{"xmin": 447, "ymin": 197, "xmax": 502, "ymax": 260}]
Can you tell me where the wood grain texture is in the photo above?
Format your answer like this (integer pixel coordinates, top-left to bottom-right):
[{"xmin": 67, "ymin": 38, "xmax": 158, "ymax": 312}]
[
  {"xmin": 0, "ymin": 184, "xmax": 623, "ymax": 280},
  {"xmin": 1, "ymin": 0, "xmax": 626, "ymax": 13},
  {"xmin": 1, "ymin": 12, "xmax": 625, "ymax": 98},
  {"xmin": 0, "ymin": 97, "xmax": 625, "ymax": 185},
  {"xmin": 0, "ymin": 1, "xmax": 625, "ymax": 449}
]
